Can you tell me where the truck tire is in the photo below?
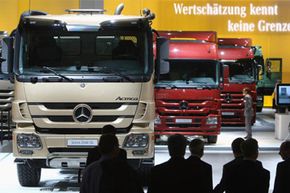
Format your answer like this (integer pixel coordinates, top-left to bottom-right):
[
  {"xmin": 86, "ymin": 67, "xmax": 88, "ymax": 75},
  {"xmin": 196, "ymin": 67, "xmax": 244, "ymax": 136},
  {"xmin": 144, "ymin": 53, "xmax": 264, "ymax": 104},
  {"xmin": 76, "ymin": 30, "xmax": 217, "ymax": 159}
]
[
  {"xmin": 207, "ymin": 136, "xmax": 218, "ymax": 144},
  {"xmin": 17, "ymin": 163, "xmax": 41, "ymax": 187}
]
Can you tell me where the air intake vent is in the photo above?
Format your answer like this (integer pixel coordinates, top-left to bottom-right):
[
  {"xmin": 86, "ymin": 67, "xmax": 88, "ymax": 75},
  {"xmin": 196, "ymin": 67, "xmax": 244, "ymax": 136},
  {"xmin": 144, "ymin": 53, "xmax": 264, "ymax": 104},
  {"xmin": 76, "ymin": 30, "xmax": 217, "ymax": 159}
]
[
  {"xmin": 135, "ymin": 103, "xmax": 147, "ymax": 119},
  {"xmin": 19, "ymin": 103, "xmax": 31, "ymax": 119}
]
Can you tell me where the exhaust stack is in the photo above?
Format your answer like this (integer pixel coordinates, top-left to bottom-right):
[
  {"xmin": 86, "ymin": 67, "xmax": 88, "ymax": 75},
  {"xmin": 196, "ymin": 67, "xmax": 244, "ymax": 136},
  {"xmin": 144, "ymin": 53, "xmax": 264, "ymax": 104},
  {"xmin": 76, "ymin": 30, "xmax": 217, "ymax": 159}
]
[{"xmin": 114, "ymin": 3, "xmax": 124, "ymax": 15}]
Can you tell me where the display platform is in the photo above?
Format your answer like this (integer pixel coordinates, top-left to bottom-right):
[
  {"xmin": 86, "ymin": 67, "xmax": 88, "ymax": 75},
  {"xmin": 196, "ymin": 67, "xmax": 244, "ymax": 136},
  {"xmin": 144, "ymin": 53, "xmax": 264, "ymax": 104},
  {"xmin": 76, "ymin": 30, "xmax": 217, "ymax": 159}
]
[{"xmin": 0, "ymin": 108, "xmax": 284, "ymax": 193}]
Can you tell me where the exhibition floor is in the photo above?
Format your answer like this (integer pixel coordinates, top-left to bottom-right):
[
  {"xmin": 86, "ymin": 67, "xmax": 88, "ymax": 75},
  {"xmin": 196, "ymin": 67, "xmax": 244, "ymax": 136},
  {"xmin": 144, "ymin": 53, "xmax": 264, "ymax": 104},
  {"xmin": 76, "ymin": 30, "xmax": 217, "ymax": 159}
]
[{"xmin": 0, "ymin": 108, "xmax": 286, "ymax": 193}]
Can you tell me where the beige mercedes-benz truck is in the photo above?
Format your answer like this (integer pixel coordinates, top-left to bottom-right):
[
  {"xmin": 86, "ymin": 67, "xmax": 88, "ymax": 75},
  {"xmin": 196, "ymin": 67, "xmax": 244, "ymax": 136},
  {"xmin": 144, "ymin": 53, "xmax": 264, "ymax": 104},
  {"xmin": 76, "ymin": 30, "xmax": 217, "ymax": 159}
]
[{"xmin": 3, "ymin": 8, "xmax": 156, "ymax": 186}]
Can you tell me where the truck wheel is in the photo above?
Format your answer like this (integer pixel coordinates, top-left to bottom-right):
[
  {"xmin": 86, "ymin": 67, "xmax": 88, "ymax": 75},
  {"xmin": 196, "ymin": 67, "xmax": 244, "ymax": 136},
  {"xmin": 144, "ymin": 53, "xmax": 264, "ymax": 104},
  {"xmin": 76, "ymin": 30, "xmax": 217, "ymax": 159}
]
[
  {"xmin": 17, "ymin": 163, "xmax": 41, "ymax": 187},
  {"xmin": 256, "ymin": 107, "xmax": 263, "ymax": 112},
  {"xmin": 207, "ymin": 136, "xmax": 218, "ymax": 144}
]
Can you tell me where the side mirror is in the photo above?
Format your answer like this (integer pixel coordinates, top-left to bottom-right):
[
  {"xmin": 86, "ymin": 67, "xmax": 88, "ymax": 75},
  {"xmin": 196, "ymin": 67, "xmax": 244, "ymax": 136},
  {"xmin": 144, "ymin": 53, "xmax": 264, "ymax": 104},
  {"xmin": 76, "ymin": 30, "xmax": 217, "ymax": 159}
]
[
  {"xmin": 258, "ymin": 62, "xmax": 264, "ymax": 76},
  {"xmin": 223, "ymin": 64, "xmax": 230, "ymax": 84},
  {"xmin": 257, "ymin": 64, "xmax": 263, "ymax": 81},
  {"xmin": 155, "ymin": 37, "xmax": 169, "ymax": 82},
  {"xmin": 218, "ymin": 62, "xmax": 224, "ymax": 90},
  {"xmin": 0, "ymin": 58, "xmax": 6, "ymax": 63},
  {"xmin": 1, "ymin": 37, "xmax": 14, "ymax": 75}
]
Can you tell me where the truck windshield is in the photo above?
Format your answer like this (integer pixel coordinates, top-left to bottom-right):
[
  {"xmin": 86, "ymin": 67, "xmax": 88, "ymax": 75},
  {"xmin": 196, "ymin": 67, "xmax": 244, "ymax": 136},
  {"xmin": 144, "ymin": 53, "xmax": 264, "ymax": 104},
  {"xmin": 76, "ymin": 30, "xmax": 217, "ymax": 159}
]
[
  {"xmin": 17, "ymin": 26, "xmax": 150, "ymax": 81},
  {"xmin": 157, "ymin": 60, "xmax": 219, "ymax": 88},
  {"xmin": 225, "ymin": 59, "xmax": 256, "ymax": 83}
]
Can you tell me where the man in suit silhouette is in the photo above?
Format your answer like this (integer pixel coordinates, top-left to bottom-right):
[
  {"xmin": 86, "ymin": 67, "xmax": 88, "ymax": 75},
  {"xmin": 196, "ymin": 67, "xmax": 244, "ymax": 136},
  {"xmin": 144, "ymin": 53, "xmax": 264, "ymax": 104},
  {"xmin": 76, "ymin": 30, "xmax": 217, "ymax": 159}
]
[
  {"xmin": 213, "ymin": 137, "xmax": 244, "ymax": 193},
  {"xmin": 80, "ymin": 134, "xmax": 143, "ymax": 193},
  {"xmin": 148, "ymin": 134, "xmax": 189, "ymax": 193},
  {"xmin": 186, "ymin": 138, "xmax": 213, "ymax": 193},
  {"xmin": 86, "ymin": 146, "xmax": 126, "ymax": 166},
  {"xmin": 273, "ymin": 141, "xmax": 290, "ymax": 193},
  {"xmin": 86, "ymin": 126, "xmax": 127, "ymax": 166},
  {"xmin": 226, "ymin": 138, "xmax": 270, "ymax": 193},
  {"xmin": 243, "ymin": 87, "xmax": 254, "ymax": 139}
]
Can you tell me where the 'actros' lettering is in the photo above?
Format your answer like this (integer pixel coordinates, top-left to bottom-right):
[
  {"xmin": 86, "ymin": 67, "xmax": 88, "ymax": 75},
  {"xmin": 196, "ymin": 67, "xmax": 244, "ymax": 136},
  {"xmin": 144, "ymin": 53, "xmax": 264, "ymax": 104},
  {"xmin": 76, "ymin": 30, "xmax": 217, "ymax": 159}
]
[{"xmin": 115, "ymin": 96, "xmax": 138, "ymax": 101}]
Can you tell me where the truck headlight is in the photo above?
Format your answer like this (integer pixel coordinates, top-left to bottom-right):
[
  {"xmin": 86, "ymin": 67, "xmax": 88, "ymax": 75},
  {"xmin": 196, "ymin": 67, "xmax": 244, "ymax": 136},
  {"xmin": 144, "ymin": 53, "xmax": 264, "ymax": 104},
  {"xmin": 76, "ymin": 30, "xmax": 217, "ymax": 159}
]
[
  {"xmin": 206, "ymin": 117, "xmax": 218, "ymax": 125},
  {"xmin": 123, "ymin": 134, "xmax": 149, "ymax": 148},
  {"xmin": 154, "ymin": 115, "xmax": 161, "ymax": 125},
  {"xmin": 17, "ymin": 134, "xmax": 42, "ymax": 149}
]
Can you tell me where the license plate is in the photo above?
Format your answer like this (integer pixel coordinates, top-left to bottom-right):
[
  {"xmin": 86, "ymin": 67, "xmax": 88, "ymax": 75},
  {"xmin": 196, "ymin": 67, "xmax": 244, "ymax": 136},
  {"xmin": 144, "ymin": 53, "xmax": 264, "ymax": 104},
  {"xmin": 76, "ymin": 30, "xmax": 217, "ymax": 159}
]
[
  {"xmin": 176, "ymin": 119, "xmax": 192, "ymax": 124},
  {"xmin": 222, "ymin": 112, "xmax": 235, "ymax": 116},
  {"xmin": 67, "ymin": 139, "xmax": 98, "ymax": 147}
]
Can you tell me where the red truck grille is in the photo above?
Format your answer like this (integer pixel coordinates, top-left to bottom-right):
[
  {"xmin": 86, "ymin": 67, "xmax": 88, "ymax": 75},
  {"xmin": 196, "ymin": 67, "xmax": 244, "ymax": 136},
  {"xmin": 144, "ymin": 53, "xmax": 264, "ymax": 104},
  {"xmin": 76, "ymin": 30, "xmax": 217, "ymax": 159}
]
[
  {"xmin": 156, "ymin": 99, "xmax": 217, "ymax": 116},
  {"xmin": 220, "ymin": 92, "xmax": 244, "ymax": 109}
]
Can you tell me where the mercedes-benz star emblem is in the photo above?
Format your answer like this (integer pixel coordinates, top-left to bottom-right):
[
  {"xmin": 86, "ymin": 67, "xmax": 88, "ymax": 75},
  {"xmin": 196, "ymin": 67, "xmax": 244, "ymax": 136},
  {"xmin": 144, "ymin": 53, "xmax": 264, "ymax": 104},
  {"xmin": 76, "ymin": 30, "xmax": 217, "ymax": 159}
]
[
  {"xmin": 179, "ymin": 101, "xmax": 189, "ymax": 110},
  {"xmin": 73, "ymin": 104, "xmax": 93, "ymax": 123},
  {"xmin": 80, "ymin": 83, "xmax": 86, "ymax": 88},
  {"xmin": 225, "ymin": 93, "xmax": 232, "ymax": 103}
]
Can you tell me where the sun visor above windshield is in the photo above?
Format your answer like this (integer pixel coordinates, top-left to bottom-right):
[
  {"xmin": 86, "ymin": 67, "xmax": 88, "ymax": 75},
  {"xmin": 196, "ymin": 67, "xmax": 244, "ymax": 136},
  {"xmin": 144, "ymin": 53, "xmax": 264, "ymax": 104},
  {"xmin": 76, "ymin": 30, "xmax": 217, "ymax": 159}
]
[
  {"xmin": 218, "ymin": 38, "xmax": 252, "ymax": 47},
  {"xmin": 218, "ymin": 47, "xmax": 254, "ymax": 60},
  {"xmin": 168, "ymin": 41, "xmax": 218, "ymax": 60}
]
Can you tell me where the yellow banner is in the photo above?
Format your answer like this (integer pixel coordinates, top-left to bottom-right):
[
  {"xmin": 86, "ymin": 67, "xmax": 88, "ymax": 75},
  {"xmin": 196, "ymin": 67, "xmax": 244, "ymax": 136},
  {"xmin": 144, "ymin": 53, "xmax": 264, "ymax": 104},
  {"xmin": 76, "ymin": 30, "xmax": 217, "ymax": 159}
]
[{"xmin": 0, "ymin": 0, "xmax": 79, "ymax": 33}]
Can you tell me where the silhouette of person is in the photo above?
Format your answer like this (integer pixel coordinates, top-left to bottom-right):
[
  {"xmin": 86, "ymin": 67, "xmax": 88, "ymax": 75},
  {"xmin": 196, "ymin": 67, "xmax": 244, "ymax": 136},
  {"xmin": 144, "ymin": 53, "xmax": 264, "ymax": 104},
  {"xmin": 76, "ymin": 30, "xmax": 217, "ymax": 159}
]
[
  {"xmin": 213, "ymin": 137, "xmax": 245, "ymax": 193},
  {"xmin": 86, "ymin": 126, "xmax": 127, "ymax": 166},
  {"xmin": 80, "ymin": 134, "xmax": 143, "ymax": 193},
  {"xmin": 148, "ymin": 134, "xmax": 189, "ymax": 193},
  {"xmin": 187, "ymin": 138, "xmax": 213, "ymax": 193},
  {"xmin": 225, "ymin": 138, "xmax": 270, "ymax": 193},
  {"xmin": 273, "ymin": 141, "xmax": 290, "ymax": 193},
  {"xmin": 243, "ymin": 87, "xmax": 254, "ymax": 139},
  {"xmin": 112, "ymin": 40, "xmax": 137, "ymax": 59}
]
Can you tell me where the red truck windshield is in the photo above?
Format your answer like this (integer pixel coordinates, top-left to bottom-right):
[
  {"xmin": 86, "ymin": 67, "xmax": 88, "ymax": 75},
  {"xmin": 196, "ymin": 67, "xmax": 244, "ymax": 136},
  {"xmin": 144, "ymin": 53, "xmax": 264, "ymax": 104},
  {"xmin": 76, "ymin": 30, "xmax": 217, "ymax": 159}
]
[
  {"xmin": 224, "ymin": 59, "xmax": 257, "ymax": 83},
  {"xmin": 157, "ymin": 60, "xmax": 220, "ymax": 88}
]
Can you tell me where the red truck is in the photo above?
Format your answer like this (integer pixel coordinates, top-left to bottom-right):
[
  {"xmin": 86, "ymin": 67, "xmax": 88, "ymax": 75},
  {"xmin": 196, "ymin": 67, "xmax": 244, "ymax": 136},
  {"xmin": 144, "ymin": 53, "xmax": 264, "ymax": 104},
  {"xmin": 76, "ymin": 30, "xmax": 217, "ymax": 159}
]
[
  {"xmin": 154, "ymin": 31, "xmax": 221, "ymax": 143},
  {"xmin": 218, "ymin": 38, "xmax": 258, "ymax": 125}
]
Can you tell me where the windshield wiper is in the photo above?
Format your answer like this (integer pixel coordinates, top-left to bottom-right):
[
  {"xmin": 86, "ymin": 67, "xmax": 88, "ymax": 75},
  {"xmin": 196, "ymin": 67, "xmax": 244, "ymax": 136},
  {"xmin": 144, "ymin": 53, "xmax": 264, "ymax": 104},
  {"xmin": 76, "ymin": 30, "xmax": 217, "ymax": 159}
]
[
  {"xmin": 42, "ymin": 66, "xmax": 73, "ymax": 82},
  {"xmin": 89, "ymin": 67, "xmax": 134, "ymax": 82}
]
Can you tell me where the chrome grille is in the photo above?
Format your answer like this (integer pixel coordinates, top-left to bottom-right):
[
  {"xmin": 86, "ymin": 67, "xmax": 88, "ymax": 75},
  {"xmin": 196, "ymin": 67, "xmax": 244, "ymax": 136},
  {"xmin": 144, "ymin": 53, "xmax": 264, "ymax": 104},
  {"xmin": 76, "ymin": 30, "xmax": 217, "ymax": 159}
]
[
  {"xmin": 29, "ymin": 102, "xmax": 137, "ymax": 132},
  {"xmin": 157, "ymin": 99, "xmax": 215, "ymax": 116},
  {"xmin": 0, "ymin": 90, "xmax": 14, "ymax": 110}
]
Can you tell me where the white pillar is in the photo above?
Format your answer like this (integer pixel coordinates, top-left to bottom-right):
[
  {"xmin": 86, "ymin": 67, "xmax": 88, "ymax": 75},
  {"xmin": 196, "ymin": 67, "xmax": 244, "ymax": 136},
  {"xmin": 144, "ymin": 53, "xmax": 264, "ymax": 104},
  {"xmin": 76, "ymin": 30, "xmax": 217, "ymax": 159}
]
[{"xmin": 275, "ymin": 112, "xmax": 290, "ymax": 140}]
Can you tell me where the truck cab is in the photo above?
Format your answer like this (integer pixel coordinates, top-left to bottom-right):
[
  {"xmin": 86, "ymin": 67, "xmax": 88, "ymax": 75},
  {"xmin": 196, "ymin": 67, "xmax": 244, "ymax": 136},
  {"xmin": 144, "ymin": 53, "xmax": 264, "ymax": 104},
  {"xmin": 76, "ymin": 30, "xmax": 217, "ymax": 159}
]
[
  {"xmin": 3, "ymin": 8, "xmax": 156, "ymax": 186},
  {"xmin": 0, "ymin": 31, "xmax": 14, "ymax": 142},
  {"xmin": 218, "ymin": 38, "xmax": 258, "ymax": 125},
  {"xmin": 154, "ymin": 31, "xmax": 221, "ymax": 143}
]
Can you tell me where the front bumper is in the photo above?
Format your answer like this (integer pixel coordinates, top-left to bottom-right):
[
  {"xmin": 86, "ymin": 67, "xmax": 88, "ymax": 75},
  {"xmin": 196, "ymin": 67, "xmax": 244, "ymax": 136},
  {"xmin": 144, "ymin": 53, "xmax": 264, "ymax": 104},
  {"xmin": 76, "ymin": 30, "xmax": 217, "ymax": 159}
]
[
  {"xmin": 13, "ymin": 124, "xmax": 154, "ymax": 168},
  {"xmin": 154, "ymin": 115, "xmax": 221, "ymax": 136}
]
